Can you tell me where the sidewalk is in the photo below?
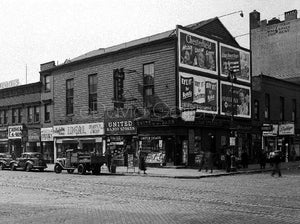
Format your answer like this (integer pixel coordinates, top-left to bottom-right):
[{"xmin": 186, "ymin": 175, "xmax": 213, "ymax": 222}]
[{"xmin": 46, "ymin": 161, "xmax": 300, "ymax": 179}]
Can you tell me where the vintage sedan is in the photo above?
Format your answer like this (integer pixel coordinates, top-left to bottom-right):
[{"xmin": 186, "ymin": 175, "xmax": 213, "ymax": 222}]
[
  {"xmin": 10, "ymin": 152, "xmax": 47, "ymax": 172},
  {"xmin": 0, "ymin": 153, "xmax": 13, "ymax": 170}
]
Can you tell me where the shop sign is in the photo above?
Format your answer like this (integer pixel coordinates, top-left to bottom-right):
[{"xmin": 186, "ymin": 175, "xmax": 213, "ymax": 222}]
[
  {"xmin": 220, "ymin": 81, "xmax": 251, "ymax": 118},
  {"xmin": 53, "ymin": 122, "xmax": 104, "ymax": 137},
  {"xmin": 105, "ymin": 118, "xmax": 136, "ymax": 135},
  {"xmin": 28, "ymin": 129, "xmax": 41, "ymax": 142},
  {"xmin": 41, "ymin": 127, "xmax": 53, "ymax": 141},
  {"xmin": 181, "ymin": 110, "xmax": 196, "ymax": 122},
  {"xmin": 279, "ymin": 123, "xmax": 295, "ymax": 135},
  {"xmin": 230, "ymin": 137, "xmax": 236, "ymax": 146},
  {"xmin": 8, "ymin": 125, "xmax": 23, "ymax": 139},
  {"xmin": 178, "ymin": 28, "xmax": 218, "ymax": 75},
  {"xmin": 263, "ymin": 124, "xmax": 278, "ymax": 137},
  {"xmin": 179, "ymin": 72, "xmax": 218, "ymax": 114},
  {"xmin": 219, "ymin": 43, "xmax": 251, "ymax": 83},
  {"xmin": 261, "ymin": 124, "xmax": 272, "ymax": 131}
]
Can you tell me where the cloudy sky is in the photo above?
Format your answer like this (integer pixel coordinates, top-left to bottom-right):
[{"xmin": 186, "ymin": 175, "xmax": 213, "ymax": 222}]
[{"xmin": 0, "ymin": 0, "xmax": 299, "ymax": 85}]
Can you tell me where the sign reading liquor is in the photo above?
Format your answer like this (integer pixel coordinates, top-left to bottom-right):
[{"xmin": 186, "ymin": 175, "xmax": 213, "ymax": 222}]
[
  {"xmin": 8, "ymin": 125, "xmax": 23, "ymax": 139},
  {"xmin": 41, "ymin": 127, "xmax": 53, "ymax": 141},
  {"xmin": 178, "ymin": 28, "xmax": 218, "ymax": 75},
  {"xmin": 53, "ymin": 122, "xmax": 104, "ymax": 137},
  {"xmin": 179, "ymin": 72, "xmax": 218, "ymax": 114},
  {"xmin": 220, "ymin": 81, "xmax": 251, "ymax": 118},
  {"xmin": 220, "ymin": 43, "xmax": 251, "ymax": 83}
]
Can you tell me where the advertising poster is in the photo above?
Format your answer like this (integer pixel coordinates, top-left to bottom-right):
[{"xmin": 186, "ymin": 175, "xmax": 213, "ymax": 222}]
[
  {"xmin": 178, "ymin": 29, "xmax": 218, "ymax": 75},
  {"xmin": 220, "ymin": 43, "xmax": 251, "ymax": 83},
  {"xmin": 220, "ymin": 81, "xmax": 251, "ymax": 118},
  {"xmin": 180, "ymin": 72, "xmax": 218, "ymax": 114}
]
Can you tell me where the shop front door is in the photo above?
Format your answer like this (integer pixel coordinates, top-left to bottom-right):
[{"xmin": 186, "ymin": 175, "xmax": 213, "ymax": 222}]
[{"xmin": 165, "ymin": 139, "xmax": 175, "ymax": 165}]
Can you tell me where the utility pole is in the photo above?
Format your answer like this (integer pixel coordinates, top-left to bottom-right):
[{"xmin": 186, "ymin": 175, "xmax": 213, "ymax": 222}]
[{"xmin": 25, "ymin": 64, "xmax": 28, "ymax": 84}]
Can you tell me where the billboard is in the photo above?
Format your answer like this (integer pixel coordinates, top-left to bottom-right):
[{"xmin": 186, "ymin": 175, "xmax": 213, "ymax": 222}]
[
  {"xmin": 179, "ymin": 72, "xmax": 218, "ymax": 114},
  {"xmin": 178, "ymin": 28, "xmax": 218, "ymax": 75},
  {"xmin": 220, "ymin": 43, "xmax": 251, "ymax": 83},
  {"xmin": 220, "ymin": 81, "xmax": 251, "ymax": 118}
]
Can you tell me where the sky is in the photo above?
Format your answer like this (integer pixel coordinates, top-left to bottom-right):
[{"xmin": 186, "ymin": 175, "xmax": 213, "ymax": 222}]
[{"xmin": 0, "ymin": 0, "xmax": 299, "ymax": 85}]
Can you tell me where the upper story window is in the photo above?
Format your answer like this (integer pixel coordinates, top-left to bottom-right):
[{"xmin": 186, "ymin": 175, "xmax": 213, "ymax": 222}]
[
  {"xmin": 88, "ymin": 74, "xmax": 98, "ymax": 112},
  {"xmin": 0, "ymin": 110, "xmax": 8, "ymax": 125},
  {"xmin": 28, "ymin": 107, "xmax": 34, "ymax": 123},
  {"xmin": 264, "ymin": 93, "xmax": 270, "ymax": 120},
  {"xmin": 280, "ymin": 96, "xmax": 284, "ymax": 121},
  {"xmin": 44, "ymin": 75, "xmax": 51, "ymax": 92},
  {"xmin": 254, "ymin": 100, "xmax": 259, "ymax": 120},
  {"xmin": 34, "ymin": 106, "xmax": 40, "ymax": 123},
  {"xmin": 12, "ymin": 109, "xmax": 18, "ymax": 124},
  {"xmin": 113, "ymin": 69, "xmax": 124, "ymax": 108},
  {"xmin": 143, "ymin": 63, "xmax": 155, "ymax": 108},
  {"xmin": 66, "ymin": 79, "xmax": 74, "ymax": 115},
  {"xmin": 44, "ymin": 104, "xmax": 51, "ymax": 122},
  {"xmin": 292, "ymin": 99, "xmax": 296, "ymax": 122},
  {"xmin": 18, "ymin": 108, "xmax": 22, "ymax": 123}
]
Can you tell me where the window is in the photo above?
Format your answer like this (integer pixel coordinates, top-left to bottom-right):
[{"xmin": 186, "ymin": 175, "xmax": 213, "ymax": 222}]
[
  {"xmin": 88, "ymin": 74, "xmax": 97, "ymax": 112},
  {"xmin": 113, "ymin": 69, "xmax": 124, "ymax": 108},
  {"xmin": 292, "ymin": 99, "xmax": 296, "ymax": 122},
  {"xmin": 0, "ymin": 111, "xmax": 3, "ymax": 124},
  {"xmin": 264, "ymin": 94, "xmax": 270, "ymax": 120},
  {"xmin": 254, "ymin": 100, "xmax": 259, "ymax": 120},
  {"xmin": 3, "ymin": 110, "xmax": 8, "ymax": 124},
  {"xmin": 44, "ymin": 104, "xmax": 50, "ymax": 122},
  {"xmin": 34, "ymin": 106, "xmax": 40, "ymax": 122},
  {"xmin": 28, "ymin": 107, "xmax": 34, "ymax": 123},
  {"xmin": 12, "ymin": 109, "xmax": 17, "ymax": 124},
  {"xmin": 66, "ymin": 79, "xmax": 74, "ymax": 115},
  {"xmin": 18, "ymin": 108, "xmax": 22, "ymax": 123},
  {"xmin": 280, "ymin": 97, "xmax": 284, "ymax": 121},
  {"xmin": 143, "ymin": 63, "xmax": 154, "ymax": 108},
  {"xmin": 44, "ymin": 75, "xmax": 51, "ymax": 91}
]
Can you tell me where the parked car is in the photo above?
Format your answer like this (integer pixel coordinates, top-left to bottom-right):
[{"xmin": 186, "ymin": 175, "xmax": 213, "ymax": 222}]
[
  {"xmin": 10, "ymin": 152, "xmax": 47, "ymax": 172},
  {"xmin": 0, "ymin": 153, "xmax": 13, "ymax": 170}
]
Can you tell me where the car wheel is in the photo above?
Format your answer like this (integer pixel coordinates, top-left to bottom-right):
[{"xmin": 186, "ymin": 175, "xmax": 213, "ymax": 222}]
[
  {"xmin": 67, "ymin": 169, "xmax": 74, "ymax": 174},
  {"xmin": 26, "ymin": 164, "xmax": 32, "ymax": 172},
  {"xmin": 0, "ymin": 163, "xmax": 4, "ymax": 170},
  {"xmin": 54, "ymin": 164, "xmax": 62, "ymax": 174},
  {"xmin": 10, "ymin": 164, "xmax": 16, "ymax": 171},
  {"xmin": 77, "ymin": 164, "xmax": 86, "ymax": 175}
]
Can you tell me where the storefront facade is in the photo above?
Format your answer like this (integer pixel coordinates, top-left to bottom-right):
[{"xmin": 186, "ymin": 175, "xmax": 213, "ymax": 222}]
[
  {"xmin": 41, "ymin": 127, "xmax": 54, "ymax": 163},
  {"xmin": 52, "ymin": 122, "xmax": 104, "ymax": 162}
]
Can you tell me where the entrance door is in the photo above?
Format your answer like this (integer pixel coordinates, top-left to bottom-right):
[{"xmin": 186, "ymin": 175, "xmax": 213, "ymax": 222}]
[{"xmin": 165, "ymin": 138, "xmax": 175, "ymax": 165}]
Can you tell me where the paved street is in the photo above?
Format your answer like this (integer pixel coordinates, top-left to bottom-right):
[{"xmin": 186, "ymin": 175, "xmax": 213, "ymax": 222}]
[{"xmin": 0, "ymin": 169, "xmax": 299, "ymax": 224}]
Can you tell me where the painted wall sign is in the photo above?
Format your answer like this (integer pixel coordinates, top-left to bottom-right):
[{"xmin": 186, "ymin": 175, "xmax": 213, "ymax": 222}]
[
  {"xmin": 28, "ymin": 129, "xmax": 41, "ymax": 142},
  {"xmin": 0, "ymin": 79, "xmax": 20, "ymax": 90},
  {"xmin": 53, "ymin": 122, "xmax": 104, "ymax": 137},
  {"xmin": 41, "ymin": 127, "xmax": 54, "ymax": 141},
  {"xmin": 262, "ymin": 124, "xmax": 278, "ymax": 137},
  {"xmin": 220, "ymin": 81, "xmax": 251, "ymax": 118},
  {"xmin": 178, "ymin": 28, "xmax": 218, "ymax": 75},
  {"xmin": 220, "ymin": 43, "xmax": 251, "ymax": 83},
  {"xmin": 279, "ymin": 123, "xmax": 295, "ymax": 135},
  {"xmin": 179, "ymin": 72, "xmax": 218, "ymax": 114},
  {"xmin": 8, "ymin": 125, "xmax": 23, "ymax": 139}
]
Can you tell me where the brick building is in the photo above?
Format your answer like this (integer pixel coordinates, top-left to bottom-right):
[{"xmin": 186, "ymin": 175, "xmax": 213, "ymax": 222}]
[
  {"xmin": 252, "ymin": 75, "xmax": 300, "ymax": 161},
  {"xmin": 40, "ymin": 17, "xmax": 252, "ymax": 166},
  {"xmin": 0, "ymin": 82, "xmax": 43, "ymax": 158}
]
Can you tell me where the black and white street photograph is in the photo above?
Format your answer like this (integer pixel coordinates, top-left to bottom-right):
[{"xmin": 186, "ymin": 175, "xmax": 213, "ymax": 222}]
[{"xmin": 0, "ymin": 0, "xmax": 300, "ymax": 223}]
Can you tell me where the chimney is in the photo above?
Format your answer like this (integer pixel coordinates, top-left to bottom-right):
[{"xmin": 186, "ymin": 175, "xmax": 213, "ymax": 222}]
[
  {"xmin": 268, "ymin": 17, "xmax": 281, "ymax": 25},
  {"xmin": 260, "ymin": 19, "xmax": 267, "ymax": 27},
  {"xmin": 284, "ymin": 9, "xmax": 297, "ymax": 21},
  {"xmin": 250, "ymin": 10, "xmax": 261, "ymax": 29},
  {"xmin": 40, "ymin": 61, "xmax": 56, "ymax": 71}
]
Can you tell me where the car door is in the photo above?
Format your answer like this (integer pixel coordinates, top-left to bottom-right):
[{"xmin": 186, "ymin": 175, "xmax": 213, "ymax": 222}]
[{"xmin": 18, "ymin": 154, "xmax": 27, "ymax": 168}]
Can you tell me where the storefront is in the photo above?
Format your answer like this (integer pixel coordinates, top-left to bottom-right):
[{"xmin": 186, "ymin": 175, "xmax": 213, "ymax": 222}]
[
  {"xmin": 0, "ymin": 127, "xmax": 8, "ymax": 153},
  {"xmin": 278, "ymin": 122, "xmax": 295, "ymax": 162},
  {"xmin": 105, "ymin": 116, "xmax": 137, "ymax": 166},
  {"xmin": 53, "ymin": 122, "xmax": 104, "ymax": 162},
  {"xmin": 26, "ymin": 128, "xmax": 41, "ymax": 153},
  {"xmin": 8, "ymin": 125, "xmax": 24, "ymax": 157},
  {"xmin": 41, "ymin": 127, "xmax": 54, "ymax": 163}
]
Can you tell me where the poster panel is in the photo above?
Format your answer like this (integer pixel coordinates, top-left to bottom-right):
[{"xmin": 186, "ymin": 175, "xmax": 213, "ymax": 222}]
[
  {"xmin": 178, "ymin": 29, "xmax": 218, "ymax": 75},
  {"xmin": 179, "ymin": 72, "xmax": 218, "ymax": 114},
  {"xmin": 220, "ymin": 81, "xmax": 251, "ymax": 118},
  {"xmin": 220, "ymin": 43, "xmax": 251, "ymax": 83}
]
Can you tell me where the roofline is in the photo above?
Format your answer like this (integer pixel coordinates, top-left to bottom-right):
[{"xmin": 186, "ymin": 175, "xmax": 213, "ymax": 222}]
[
  {"xmin": 255, "ymin": 74, "xmax": 300, "ymax": 88},
  {"xmin": 0, "ymin": 81, "xmax": 42, "ymax": 93}
]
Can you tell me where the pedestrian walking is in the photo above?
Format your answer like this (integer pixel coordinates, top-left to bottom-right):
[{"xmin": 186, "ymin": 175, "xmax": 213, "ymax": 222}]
[
  {"xmin": 198, "ymin": 152, "xmax": 206, "ymax": 172},
  {"xmin": 225, "ymin": 150, "xmax": 231, "ymax": 173},
  {"xmin": 204, "ymin": 151, "xmax": 213, "ymax": 173},
  {"xmin": 139, "ymin": 153, "xmax": 147, "ymax": 174},
  {"xmin": 271, "ymin": 150, "xmax": 282, "ymax": 177},
  {"xmin": 259, "ymin": 149, "xmax": 267, "ymax": 169}
]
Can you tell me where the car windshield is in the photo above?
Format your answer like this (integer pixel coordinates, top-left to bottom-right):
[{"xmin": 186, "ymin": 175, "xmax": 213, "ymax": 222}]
[{"xmin": 30, "ymin": 154, "xmax": 42, "ymax": 159}]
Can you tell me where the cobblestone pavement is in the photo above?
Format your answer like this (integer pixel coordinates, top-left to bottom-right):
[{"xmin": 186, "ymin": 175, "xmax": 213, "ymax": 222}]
[{"xmin": 0, "ymin": 169, "xmax": 299, "ymax": 224}]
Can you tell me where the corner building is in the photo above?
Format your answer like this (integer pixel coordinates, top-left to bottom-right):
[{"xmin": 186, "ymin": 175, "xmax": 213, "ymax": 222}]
[{"xmin": 41, "ymin": 17, "xmax": 252, "ymax": 166}]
